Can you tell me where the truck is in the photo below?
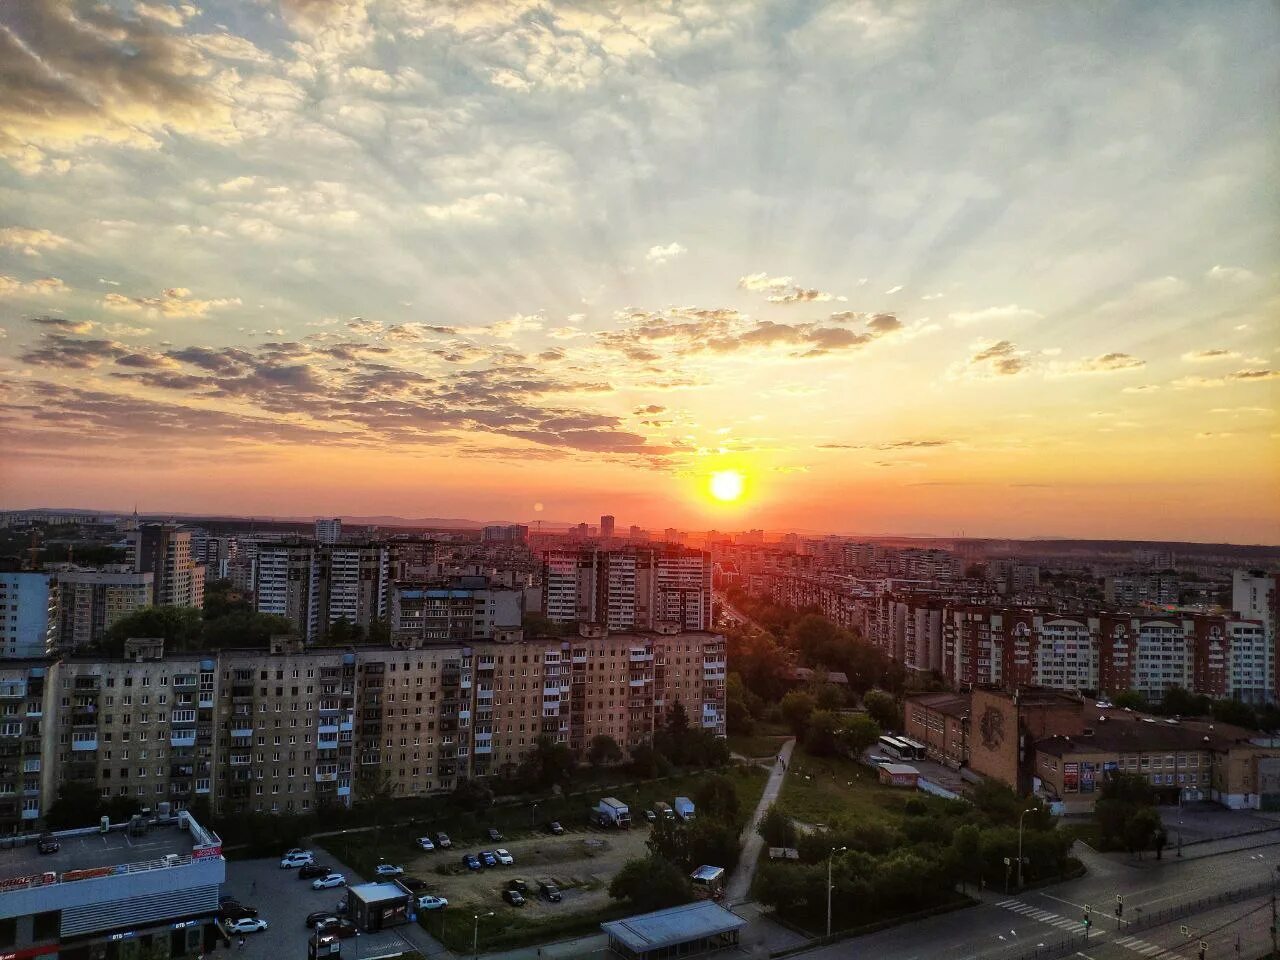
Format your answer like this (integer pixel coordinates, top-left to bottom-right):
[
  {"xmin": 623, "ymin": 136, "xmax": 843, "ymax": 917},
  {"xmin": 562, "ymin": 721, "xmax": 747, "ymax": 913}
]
[
  {"xmin": 690, "ymin": 865, "xmax": 725, "ymax": 900},
  {"xmin": 653, "ymin": 801, "xmax": 675, "ymax": 821},
  {"xmin": 674, "ymin": 797, "xmax": 695, "ymax": 822},
  {"xmin": 593, "ymin": 797, "xmax": 632, "ymax": 829}
]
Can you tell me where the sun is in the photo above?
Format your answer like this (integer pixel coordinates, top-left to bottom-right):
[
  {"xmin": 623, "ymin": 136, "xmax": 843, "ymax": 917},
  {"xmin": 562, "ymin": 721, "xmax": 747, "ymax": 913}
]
[{"xmin": 709, "ymin": 469, "xmax": 745, "ymax": 503}]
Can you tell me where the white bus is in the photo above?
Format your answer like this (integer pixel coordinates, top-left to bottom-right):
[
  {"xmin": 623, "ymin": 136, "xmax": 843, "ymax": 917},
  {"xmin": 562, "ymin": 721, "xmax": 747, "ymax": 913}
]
[
  {"xmin": 897, "ymin": 737, "xmax": 927, "ymax": 761},
  {"xmin": 877, "ymin": 735, "xmax": 910, "ymax": 759}
]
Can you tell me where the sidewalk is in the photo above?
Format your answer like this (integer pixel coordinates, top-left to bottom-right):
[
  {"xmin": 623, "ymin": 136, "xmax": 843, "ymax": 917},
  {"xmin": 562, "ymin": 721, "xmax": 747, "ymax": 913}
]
[{"xmin": 726, "ymin": 738, "xmax": 796, "ymax": 904}]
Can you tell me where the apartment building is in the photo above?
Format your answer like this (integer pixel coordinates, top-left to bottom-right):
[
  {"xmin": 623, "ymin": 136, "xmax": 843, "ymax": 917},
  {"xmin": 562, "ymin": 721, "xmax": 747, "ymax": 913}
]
[
  {"xmin": 252, "ymin": 542, "xmax": 390, "ymax": 642},
  {"xmin": 315, "ymin": 517, "xmax": 342, "ymax": 544},
  {"xmin": 189, "ymin": 534, "xmax": 237, "ymax": 582},
  {"xmin": 1104, "ymin": 573, "xmax": 1179, "ymax": 607},
  {"xmin": 0, "ymin": 661, "xmax": 52, "ymax": 834},
  {"xmin": 51, "ymin": 567, "xmax": 153, "ymax": 650},
  {"xmin": 389, "ymin": 579, "xmax": 522, "ymax": 644},
  {"xmin": 540, "ymin": 547, "xmax": 713, "ymax": 633},
  {"xmin": 0, "ymin": 572, "xmax": 59, "ymax": 659},
  {"xmin": 126, "ymin": 524, "xmax": 202, "ymax": 609},
  {"xmin": 53, "ymin": 640, "xmax": 219, "ymax": 815}
]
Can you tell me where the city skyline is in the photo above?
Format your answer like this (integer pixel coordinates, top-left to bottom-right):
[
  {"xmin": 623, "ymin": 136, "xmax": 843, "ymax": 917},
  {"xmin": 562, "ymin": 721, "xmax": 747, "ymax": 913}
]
[{"xmin": 2, "ymin": 1, "xmax": 1278, "ymax": 542}]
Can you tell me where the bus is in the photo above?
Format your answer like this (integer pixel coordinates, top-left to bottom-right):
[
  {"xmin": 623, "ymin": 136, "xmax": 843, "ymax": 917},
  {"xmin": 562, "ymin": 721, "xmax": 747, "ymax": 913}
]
[
  {"xmin": 897, "ymin": 737, "xmax": 927, "ymax": 761},
  {"xmin": 877, "ymin": 736, "xmax": 910, "ymax": 760}
]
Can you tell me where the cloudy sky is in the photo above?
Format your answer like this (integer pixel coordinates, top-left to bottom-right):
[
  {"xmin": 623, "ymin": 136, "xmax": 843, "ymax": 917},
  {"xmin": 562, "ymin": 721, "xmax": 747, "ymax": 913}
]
[{"xmin": 1, "ymin": 0, "xmax": 1277, "ymax": 541}]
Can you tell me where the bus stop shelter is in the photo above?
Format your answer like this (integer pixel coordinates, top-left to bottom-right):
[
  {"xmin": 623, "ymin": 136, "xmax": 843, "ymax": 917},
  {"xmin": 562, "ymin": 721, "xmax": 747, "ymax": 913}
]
[{"xmin": 601, "ymin": 901, "xmax": 746, "ymax": 960}]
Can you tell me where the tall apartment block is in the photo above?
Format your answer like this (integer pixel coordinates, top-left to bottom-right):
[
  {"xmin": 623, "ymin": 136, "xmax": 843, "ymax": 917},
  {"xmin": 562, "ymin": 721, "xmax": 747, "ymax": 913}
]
[
  {"xmin": 51, "ymin": 567, "xmax": 153, "ymax": 650},
  {"xmin": 252, "ymin": 542, "xmax": 390, "ymax": 642},
  {"xmin": 599, "ymin": 515, "xmax": 616, "ymax": 540},
  {"xmin": 190, "ymin": 533, "xmax": 238, "ymax": 581},
  {"xmin": 0, "ymin": 572, "xmax": 59, "ymax": 658},
  {"xmin": 0, "ymin": 661, "xmax": 52, "ymax": 831},
  {"xmin": 315, "ymin": 517, "xmax": 342, "ymax": 544},
  {"xmin": 540, "ymin": 547, "xmax": 712, "ymax": 633},
  {"xmin": 126, "ymin": 524, "xmax": 202, "ymax": 608},
  {"xmin": 482, "ymin": 525, "xmax": 529, "ymax": 544},
  {"xmin": 389, "ymin": 580, "xmax": 522, "ymax": 644}
]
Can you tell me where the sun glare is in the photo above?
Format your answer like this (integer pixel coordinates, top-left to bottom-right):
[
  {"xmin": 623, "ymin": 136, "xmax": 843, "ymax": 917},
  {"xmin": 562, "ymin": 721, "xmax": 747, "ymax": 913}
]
[{"xmin": 709, "ymin": 470, "xmax": 745, "ymax": 503}]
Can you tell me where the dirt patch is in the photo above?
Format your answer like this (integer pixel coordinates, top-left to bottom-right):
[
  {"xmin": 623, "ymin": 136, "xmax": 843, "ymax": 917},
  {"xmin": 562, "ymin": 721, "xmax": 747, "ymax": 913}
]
[{"xmin": 409, "ymin": 826, "xmax": 653, "ymax": 917}]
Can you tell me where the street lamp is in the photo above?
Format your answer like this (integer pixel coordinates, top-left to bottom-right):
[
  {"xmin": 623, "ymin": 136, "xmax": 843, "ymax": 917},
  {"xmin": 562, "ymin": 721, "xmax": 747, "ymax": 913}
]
[
  {"xmin": 532, "ymin": 801, "xmax": 540, "ymax": 829},
  {"xmin": 473, "ymin": 911, "xmax": 494, "ymax": 958},
  {"xmin": 1017, "ymin": 808, "xmax": 1035, "ymax": 890},
  {"xmin": 827, "ymin": 846, "xmax": 847, "ymax": 938}
]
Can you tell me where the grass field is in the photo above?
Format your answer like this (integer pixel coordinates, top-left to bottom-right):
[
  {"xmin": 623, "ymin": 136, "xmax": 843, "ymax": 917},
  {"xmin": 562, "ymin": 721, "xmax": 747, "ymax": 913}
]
[
  {"xmin": 727, "ymin": 726, "xmax": 792, "ymax": 760},
  {"xmin": 775, "ymin": 748, "xmax": 914, "ymax": 829}
]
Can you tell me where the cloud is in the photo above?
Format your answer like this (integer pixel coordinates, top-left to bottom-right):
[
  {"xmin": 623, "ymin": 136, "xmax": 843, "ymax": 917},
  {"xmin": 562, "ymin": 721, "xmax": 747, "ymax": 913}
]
[
  {"xmin": 1206, "ymin": 265, "xmax": 1256, "ymax": 283},
  {"xmin": 102, "ymin": 287, "xmax": 241, "ymax": 318},
  {"xmin": 483, "ymin": 313, "xmax": 543, "ymax": 339},
  {"xmin": 1169, "ymin": 369, "xmax": 1279, "ymax": 389},
  {"xmin": 646, "ymin": 242, "xmax": 686, "ymax": 265},
  {"xmin": 949, "ymin": 304, "xmax": 1043, "ymax": 327},
  {"xmin": 1182, "ymin": 349, "xmax": 1240, "ymax": 363},
  {"xmin": 29, "ymin": 315, "xmax": 93, "ymax": 334},
  {"xmin": 1122, "ymin": 384, "xmax": 1161, "ymax": 394},
  {"xmin": 737, "ymin": 273, "xmax": 837, "ymax": 304},
  {"xmin": 818, "ymin": 439, "xmax": 952, "ymax": 451},
  {"xmin": 884, "ymin": 285, "xmax": 903, "ymax": 295},
  {"xmin": 0, "ymin": 275, "xmax": 67, "ymax": 296},
  {"xmin": 0, "ymin": 227, "xmax": 69, "ymax": 255},
  {"xmin": 1062, "ymin": 353, "xmax": 1146, "ymax": 374},
  {"xmin": 132, "ymin": 2, "xmax": 199, "ymax": 28},
  {"xmin": 0, "ymin": 0, "xmax": 236, "ymax": 172},
  {"xmin": 19, "ymin": 333, "xmax": 127, "ymax": 368},
  {"xmin": 633, "ymin": 405, "xmax": 667, "ymax": 415},
  {"xmin": 965, "ymin": 339, "xmax": 1031, "ymax": 377}
]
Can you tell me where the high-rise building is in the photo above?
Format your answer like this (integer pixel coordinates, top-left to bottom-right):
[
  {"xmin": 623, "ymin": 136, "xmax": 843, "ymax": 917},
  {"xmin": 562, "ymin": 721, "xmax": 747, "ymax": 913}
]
[
  {"xmin": 482, "ymin": 524, "xmax": 529, "ymax": 543},
  {"xmin": 0, "ymin": 572, "xmax": 58, "ymax": 658},
  {"xmin": 253, "ymin": 542, "xmax": 390, "ymax": 641},
  {"xmin": 0, "ymin": 662, "xmax": 51, "ymax": 830},
  {"xmin": 127, "ymin": 523, "xmax": 201, "ymax": 608},
  {"xmin": 600, "ymin": 515, "xmax": 615, "ymax": 540},
  {"xmin": 52, "ymin": 567, "xmax": 154, "ymax": 650},
  {"xmin": 190, "ymin": 533, "xmax": 237, "ymax": 581},
  {"xmin": 316, "ymin": 517, "xmax": 342, "ymax": 544},
  {"xmin": 540, "ymin": 547, "xmax": 712, "ymax": 632}
]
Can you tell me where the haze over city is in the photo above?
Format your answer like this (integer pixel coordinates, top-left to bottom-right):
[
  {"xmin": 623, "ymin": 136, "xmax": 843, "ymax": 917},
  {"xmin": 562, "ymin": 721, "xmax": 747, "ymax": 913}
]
[{"xmin": 2, "ymin": 0, "xmax": 1278, "ymax": 540}]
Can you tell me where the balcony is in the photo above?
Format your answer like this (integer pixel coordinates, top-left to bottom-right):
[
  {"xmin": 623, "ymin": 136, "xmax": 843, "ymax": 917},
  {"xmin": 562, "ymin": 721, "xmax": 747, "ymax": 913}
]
[
  {"xmin": 20, "ymin": 807, "xmax": 39, "ymax": 820},
  {"xmin": 315, "ymin": 769, "xmax": 338, "ymax": 783},
  {"xmin": 173, "ymin": 676, "xmax": 198, "ymax": 690},
  {"xmin": 339, "ymin": 716, "xmax": 354, "ymax": 732},
  {"xmin": 629, "ymin": 678, "xmax": 650, "ymax": 688},
  {"xmin": 318, "ymin": 736, "xmax": 339, "ymax": 750},
  {"xmin": 231, "ymin": 685, "xmax": 253, "ymax": 700},
  {"xmin": 71, "ymin": 711, "xmax": 99, "ymax": 727},
  {"xmin": 199, "ymin": 692, "xmax": 215, "ymax": 708},
  {"xmin": 318, "ymin": 721, "xmax": 339, "ymax": 736},
  {"xmin": 71, "ymin": 737, "xmax": 98, "ymax": 751},
  {"xmin": 170, "ymin": 729, "xmax": 197, "ymax": 747},
  {"xmin": 230, "ymin": 725, "xmax": 253, "ymax": 739},
  {"xmin": 629, "ymin": 650, "xmax": 653, "ymax": 662},
  {"xmin": 229, "ymin": 753, "xmax": 252, "ymax": 766},
  {"xmin": 337, "ymin": 784, "xmax": 351, "ymax": 797}
]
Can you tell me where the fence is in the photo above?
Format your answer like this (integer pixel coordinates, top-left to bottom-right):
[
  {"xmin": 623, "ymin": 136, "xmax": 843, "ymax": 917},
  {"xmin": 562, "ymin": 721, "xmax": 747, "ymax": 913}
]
[{"xmin": 1000, "ymin": 878, "xmax": 1274, "ymax": 960}]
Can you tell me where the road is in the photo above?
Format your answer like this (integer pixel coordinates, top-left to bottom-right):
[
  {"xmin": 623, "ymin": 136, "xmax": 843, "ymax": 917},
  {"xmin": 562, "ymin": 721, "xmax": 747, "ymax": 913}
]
[
  {"xmin": 726, "ymin": 738, "xmax": 796, "ymax": 904},
  {"xmin": 715, "ymin": 592, "xmax": 766, "ymax": 633},
  {"xmin": 794, "ymin": 837, "xmax": 1280, "ymax": 960}
]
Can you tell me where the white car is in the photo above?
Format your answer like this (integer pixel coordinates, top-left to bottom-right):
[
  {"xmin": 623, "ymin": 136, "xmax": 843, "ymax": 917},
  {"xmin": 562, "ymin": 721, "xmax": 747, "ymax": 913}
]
[
  {"xmin": 312, "ymin": 873, "xmax": 346, "ymax": 889},
  {"xmin": 374, "ymin": 864, "xmax": 404, "ymax": 877},
  {"xmin": 416, "ymin": 836, "xmax": 435, "ymax": 851},
  {"xmin": 416, "ymin": 895, "xmax": 448, "ymax": 911},
  {"xmin": 435, "ymin": 833, "xmax": 451, "ymax": 848},
  {"xmin": 494, "ymin": 849, "xmax": 514, "ymax": 866},
  {"xmin": 227, "ymin": 918, "xmax": 268, "ymax": 934},
  {"xmin": 280, "ymin": 851, "xmax": 314, "ymax": 868}
]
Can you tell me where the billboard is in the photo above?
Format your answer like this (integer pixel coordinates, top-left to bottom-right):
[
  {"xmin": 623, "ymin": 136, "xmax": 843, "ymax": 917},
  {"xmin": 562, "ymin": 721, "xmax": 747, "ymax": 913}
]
[{"xmin": 1063, "ymin": 762, "xmax": 1079, "ymax": 792}]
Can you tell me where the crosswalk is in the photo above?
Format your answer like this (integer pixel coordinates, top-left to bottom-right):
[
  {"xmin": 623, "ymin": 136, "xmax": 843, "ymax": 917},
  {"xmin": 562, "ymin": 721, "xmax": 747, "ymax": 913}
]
[
  {"xmin": 1113, "ymin": 934, "xmax": 1169, "ymax": 956},
  {"xmin": 995, "ymin": 898, "xmax": 1086, "ymax": 932}
]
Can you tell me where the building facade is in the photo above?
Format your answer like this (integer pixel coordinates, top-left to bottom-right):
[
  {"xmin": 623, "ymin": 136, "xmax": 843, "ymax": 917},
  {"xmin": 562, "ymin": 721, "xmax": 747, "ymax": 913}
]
[
  {"xmin": 51, "ymin": 569, "xmax": 153, "ymax": 651},
  {"xmin": 0, "ymin": 573, "xmax": 59, "ymax": 659}
]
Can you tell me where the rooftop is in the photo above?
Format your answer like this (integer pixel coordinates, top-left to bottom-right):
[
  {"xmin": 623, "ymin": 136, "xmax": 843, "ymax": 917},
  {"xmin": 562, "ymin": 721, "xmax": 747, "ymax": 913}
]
[
  {"xmin": 0, "ymin": 816, "xmax": 215, "ymax": 881},
  {"xmin": 348, "ymin": 881, "xmax": 410, "ymax": 905},
  {"xmin": 601, "ymin": 901, "xmax": 746, "ymax": 952},
  {"xmin": 1035, "ymin": 721, "xmax": 1233, "ymax": 757},
  {"xmin": 907, "ymin": 690, "xmax": 971, "ymax": 719}
]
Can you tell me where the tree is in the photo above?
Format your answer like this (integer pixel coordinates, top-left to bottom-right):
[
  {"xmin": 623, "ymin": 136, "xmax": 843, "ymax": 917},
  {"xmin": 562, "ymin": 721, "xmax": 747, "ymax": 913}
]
[
  {"xmin": 102, "ymin": 795, "xmax": 142, "ymax": 823},
  {"xmin": 588, "ymin": 734, "xmax": 623, "ymax": 768},
  {"xmin": 609, "ymin": 855, "xmax": 691, "ymax": 911},
  {"xmin": 861, "ymin": 689, "xmax": 901, "ymax": 732},
  {"xmin": 1212, "ymin": 698, "xmax": 1259, "ymax": 729},
  {"xmin": 814, "ymin": 684, "xmax": 845, "ymax": 711},
  {"xmin": 451, "ymin": 777, "xmax": 495, "ymax": 813},
  {"xmin": 521, "ymin": 612, "xmax": 563, "ymax": 637},
  {"xmin": 664, "ymin": 701, "xmax": 691, "ymax": 738},
  {"xmin": 517, "ymin": 735, "xmax": 577, "ymax": 790},
  {"xmin": 780, "ymin": 690, "xmax": 816, "ymax": 736},
  {"xmin": 803, "ymin": 709, "xmax": 842, "ymax": 756},
  {"xmin": 693, "ymin": 774, "xmax": 741, "ymax": 827},
  {"xmin": 629, "ymin": 741, "xmax": 671, "ymax": 779},
  {"xmin": 201, "ymin": 610, "xmax": 294, "ymax": 649},
  {"xmin": 757, "ymin": 804, "xmax": 797, "ymax": 848},
  {"xmin": 102, "ymin": 606, "xmax": 202, "ymax": 655},
  {"xmin": 1110, "ymin": 690, "xmax": 1146, "ymax": 710},
  {"xmin": 45, "ymin": 781, "xmax": 103, "ymax": 830},
  {"xmin": 1159, "ymin": 686, "xmax": 1211, "ymax": 718},
  {"xmin": 841, "ymin": 714, "xmax": 881, "ymax": 757},
  {"xmin": 1124, "ymin": 807, "xmax": 1163, "ymax": 857},
  {"xmin": 324, "ymin": 618, "xmax": 363, "ymax": 645},
  {"xmin": 726, "ymin": 672, "xmax": 757, "ymax": 735}
]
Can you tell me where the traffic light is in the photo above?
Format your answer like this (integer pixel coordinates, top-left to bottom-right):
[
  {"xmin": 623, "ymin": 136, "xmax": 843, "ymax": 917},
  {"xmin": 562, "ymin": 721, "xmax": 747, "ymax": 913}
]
[{"xmin": 1083, "ymin": 906, "xmax": 1092, "ymax": 930}]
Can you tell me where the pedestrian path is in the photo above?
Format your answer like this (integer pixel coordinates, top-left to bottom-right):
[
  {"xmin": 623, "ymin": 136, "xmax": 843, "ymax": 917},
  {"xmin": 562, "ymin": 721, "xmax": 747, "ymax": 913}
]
[
  {"xmin": 995, "ymin": 897, "xmax": 1086, "ymax": 933},
  {"xmin": 725, "ymin": 737, "xmax": 795, "ymax": 904},
  {"xmin": 1113, "ymin": 933, "xmax": 1169, "ymax": 956}
]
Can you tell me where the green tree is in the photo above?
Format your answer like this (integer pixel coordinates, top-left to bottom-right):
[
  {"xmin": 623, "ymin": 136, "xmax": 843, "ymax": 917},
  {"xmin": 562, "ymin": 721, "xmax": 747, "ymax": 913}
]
[
  {"xmin": 780, "ymin": 690, "xmax": 816, "ymax": 736},
  {"xmin": 1212, "ymin": 698, "xmax": 1258, "ymax": 729},
  {"xmin": 841, "ymin": 714, "xmax": 881, "ymax": 756},
  {"xmin": 609, "ymin": 855, "xmax": 691, "ymax": 911},
  {"xmin": 861, "ymin": 689, "xmax": 901, "ymax": 732},
  {"xmin": 201, "ymin": 610, "xmax": 294, "ymax": 649},
  {"xmin": 803, "ymin": 709, "xmax": 842, "ymax": 756},
  {"xmin": 1159, "ymin": 686, "xmax": 1211, "ymax": 717},
  {"xmin": 757, "ymin": 804, "xmax": 798, "ymax": 848},
  {"xmin": 517, "ymin": 735, "xmax": 577, "ymax": 789},
  {"xmin": 324, "ymin": 618, "xmax": 363, "ymax": 645},
  {"xmin": 1110, "ymin": 690, "xmax": 1147, "ymax": 710},
  {"xmin": 588, "ymin": 734, "xmax": 623, "ymax": 768},
  {"xmin": 1124, "ymin": 807, "xmax": 1163, "ymax": 857},
  {"xmin": 451, "ymin": 777, "xmax": 495, "ymax": 813},
  {"xmin": 814, "ymin": 683, "xmax": 845, "ymax": 710},
  {"xmin": 629, "ymin": 741, "xmax": 671, "ymax": 779},
  {"xmin": 521, "ymin": 612, "xmax": 563, "ymax": 637},
  {"xmin": 103, "ymin": 606, "xmax": 202, "ymax": 655},
  {"xmin": 693, "ymin": 774, "xmax": 741, "ymax": 827}
]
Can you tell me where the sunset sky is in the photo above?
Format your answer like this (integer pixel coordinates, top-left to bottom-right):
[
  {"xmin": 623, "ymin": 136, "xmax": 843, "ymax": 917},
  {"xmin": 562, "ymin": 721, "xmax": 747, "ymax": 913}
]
[{"xmin": 1, "ymin": 0, "xmax": 1277, "ymax": 542}]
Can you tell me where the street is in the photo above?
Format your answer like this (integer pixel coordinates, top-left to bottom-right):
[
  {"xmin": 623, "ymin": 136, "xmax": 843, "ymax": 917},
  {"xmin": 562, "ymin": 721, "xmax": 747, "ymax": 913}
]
[{"xmin": 794, "ymin": 833, "xmax": 1280, "ymax": 960}]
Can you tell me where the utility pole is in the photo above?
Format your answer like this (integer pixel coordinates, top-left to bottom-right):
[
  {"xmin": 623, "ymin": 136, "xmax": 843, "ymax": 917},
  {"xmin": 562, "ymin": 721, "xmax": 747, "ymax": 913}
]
[
  {"xmin": 826, "ymin": 846, "xmax": 846, "ymax": 938},
  {"xmin": 1017, "ymin": 807, "xmax": 1034, "ymax": 890}
]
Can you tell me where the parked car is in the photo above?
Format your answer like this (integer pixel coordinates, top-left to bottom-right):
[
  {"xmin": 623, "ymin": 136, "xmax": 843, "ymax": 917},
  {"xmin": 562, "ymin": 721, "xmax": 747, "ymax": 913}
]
[
  {"xmin": 312, "ymin": 873, "xmax": 346, "ymax": 890},
  {"xmin": 462, "ymin": 854, "xmax": 482, "ymax": 871},
  {"xmin": 281, "ymin": 851, "xmax": 314, "ymax": 868},
  {"xmin": 227, "ymin": 918, "xmax": 268, "ymax": 935},
  {"xmin": 316, "ymin": 918, "xmax": 359, "ymax": 939},
  {"xmin": 220, "ymin": 904, "xmax": 259, "ymax": 922},
  {"xmin": 506, "ymin": 878, "xmax": 530, "ymax": 895},
  {"xmin": 416, "ymin": 836, "xmax": 435, "ymax": 851},
  {"xmin": 37, "ymin": 834, "xmax": 60, "ymax": 854},
  {"xmin": 479, "ymin": 850, "xmax": 498, "ymax": 868},
  {"xmin": 305, "ymin": 911, "xmax": 337, "ymax": 929},
  {"xmin": 285, "ymin": 847, "xmax": 310, "ymax": 857},
  {"xmin": 502, "ymin": 889, "xmax": 526, "ymax": 907},
  {"xmin": 374, "ymin": 863, "xmax": 404, "ymax": 877},
  {"xmin": 299, "ymin": 863, "xmax": 331, "ymax": 880},
  {"xmin": 398, "ymin": 876, "xmax": 428, "ymax": 891},
  {"xmin": 416, "ymin": 895, "xmax": 448, "ymax": 911},
  {"xmin": 487, "ymin": 827, "xmax": 504, "ymax": 842},
  {"xmin": 546, "ymin": 821, "xmax": 565, "ymax": 835},
  {"xmin": 643, "ymin": 809, "xmax": 657, "ymax": 823},
  {"xmin": 538, "ymin": 879, "xmax": 562, "ymax": 903},
  {"xmin": 435, "ymin": 832, "xmax": 452, "ymax": 848},
  {"xmin": 494, "ymin": 849, "xmax": 514, "ymax": 866}
]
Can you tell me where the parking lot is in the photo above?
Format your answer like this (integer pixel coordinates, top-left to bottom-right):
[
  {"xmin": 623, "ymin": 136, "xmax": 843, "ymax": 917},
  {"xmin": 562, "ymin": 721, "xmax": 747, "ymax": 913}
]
[{"xmin": 219, "ymin": 855, "xmax": 449, "ymax": 960}]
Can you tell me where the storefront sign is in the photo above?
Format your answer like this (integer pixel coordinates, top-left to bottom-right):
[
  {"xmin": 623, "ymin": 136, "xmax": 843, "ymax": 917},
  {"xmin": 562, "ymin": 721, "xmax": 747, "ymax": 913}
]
[
  {"xmin": 1080, "ymin": 762, "xmax": 1096, "ymax": 794},
  {"xmin": 192, "ymin": 844, "xmax": 222, "ymax": 860},
  {"xmin": 1063, "ymin": 762, "xmax": 1079, "ymax": 792},
  {"xmin": 62, "ymin": 866, "xmax": 114, "ymax": 883}
]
